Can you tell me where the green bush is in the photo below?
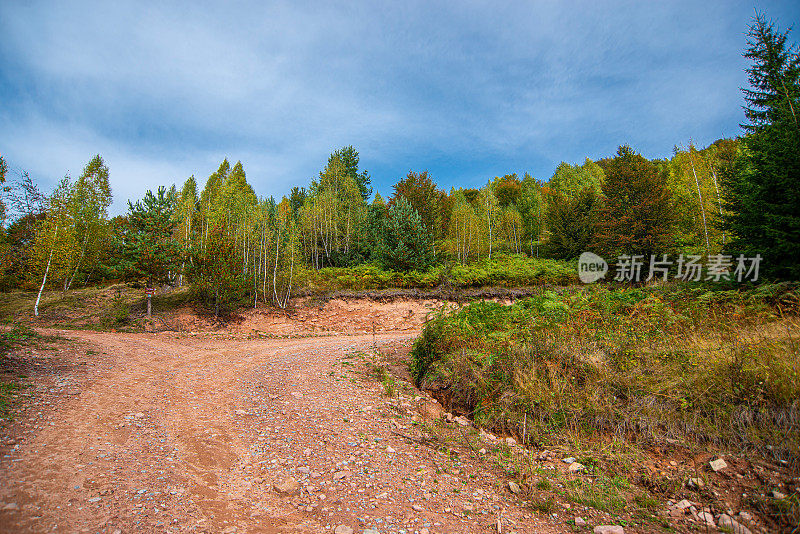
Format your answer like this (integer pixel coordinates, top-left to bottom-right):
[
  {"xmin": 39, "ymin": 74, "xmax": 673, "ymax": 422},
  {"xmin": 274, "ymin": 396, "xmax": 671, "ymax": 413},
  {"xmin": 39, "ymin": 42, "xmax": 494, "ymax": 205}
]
[{"xmin": 295, "ymin": 254, "xmax": 577, "ymax": 293}]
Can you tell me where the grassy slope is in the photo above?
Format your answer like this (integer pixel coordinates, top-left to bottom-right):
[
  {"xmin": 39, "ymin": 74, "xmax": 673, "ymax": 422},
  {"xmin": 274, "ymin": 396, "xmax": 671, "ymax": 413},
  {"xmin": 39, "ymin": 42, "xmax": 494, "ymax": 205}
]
[
  {"xmin": 411, "ymin": 281, "xmax": 800, "ymax": 529},
  {"xmin": 0, "ymin": 254, "xmax": 576, "ymax": 327}
]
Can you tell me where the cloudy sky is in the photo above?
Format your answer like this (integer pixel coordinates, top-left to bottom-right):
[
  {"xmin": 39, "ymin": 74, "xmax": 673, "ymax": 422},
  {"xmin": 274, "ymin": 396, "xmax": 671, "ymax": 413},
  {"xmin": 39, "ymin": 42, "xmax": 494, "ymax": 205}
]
[{"xmin": 1, "ymin": 0, "xmax": 798, "ymax": 214}]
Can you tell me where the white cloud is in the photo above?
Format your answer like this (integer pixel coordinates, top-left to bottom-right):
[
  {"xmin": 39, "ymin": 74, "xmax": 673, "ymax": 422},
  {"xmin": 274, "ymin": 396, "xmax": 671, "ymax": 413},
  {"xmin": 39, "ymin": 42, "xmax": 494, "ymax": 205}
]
[{"xmin": 1, "ymin": 0, "xmax": 788, "ymax": 203}]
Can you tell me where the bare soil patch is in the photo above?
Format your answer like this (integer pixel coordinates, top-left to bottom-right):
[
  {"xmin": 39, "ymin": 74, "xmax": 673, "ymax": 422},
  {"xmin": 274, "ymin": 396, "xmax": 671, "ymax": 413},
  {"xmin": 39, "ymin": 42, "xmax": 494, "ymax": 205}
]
[{"xmin": 0, "ymin": 328, "xmax": 560, "ymax": 533}]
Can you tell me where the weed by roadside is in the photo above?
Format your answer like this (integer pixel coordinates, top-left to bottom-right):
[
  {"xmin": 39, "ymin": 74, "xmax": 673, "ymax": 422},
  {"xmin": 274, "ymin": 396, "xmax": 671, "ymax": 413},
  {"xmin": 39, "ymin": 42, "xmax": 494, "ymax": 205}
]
[{"xmin": 1, "ymin": 323, "xmax": 44, "ymax": 356}]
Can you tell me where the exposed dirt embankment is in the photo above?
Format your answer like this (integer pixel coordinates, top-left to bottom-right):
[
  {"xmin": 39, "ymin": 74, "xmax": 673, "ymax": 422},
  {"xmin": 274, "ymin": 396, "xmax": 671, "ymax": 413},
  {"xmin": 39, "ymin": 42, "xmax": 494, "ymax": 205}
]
[
  {"xmin": 161, "ymin": 297, "xmax": 448, "ymax": 336},
  {"xmin": 2, "ymin": 285, "xmax": 548, "ymax": 335}
]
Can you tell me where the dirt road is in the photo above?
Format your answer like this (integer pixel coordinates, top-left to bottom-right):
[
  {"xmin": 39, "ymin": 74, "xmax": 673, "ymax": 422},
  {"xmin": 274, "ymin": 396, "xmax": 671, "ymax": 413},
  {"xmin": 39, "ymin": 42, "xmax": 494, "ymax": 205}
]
[{"xmin": 0, "ymin": 330, "xmax": 554, "ymax": 534}]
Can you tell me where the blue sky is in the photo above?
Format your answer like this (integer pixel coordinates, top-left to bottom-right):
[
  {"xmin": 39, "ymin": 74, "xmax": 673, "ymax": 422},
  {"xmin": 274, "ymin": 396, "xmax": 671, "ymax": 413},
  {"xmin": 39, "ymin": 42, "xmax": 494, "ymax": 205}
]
[{"xmin": 1, "ymin": 0, "xmax": 798, "ymax": 215}]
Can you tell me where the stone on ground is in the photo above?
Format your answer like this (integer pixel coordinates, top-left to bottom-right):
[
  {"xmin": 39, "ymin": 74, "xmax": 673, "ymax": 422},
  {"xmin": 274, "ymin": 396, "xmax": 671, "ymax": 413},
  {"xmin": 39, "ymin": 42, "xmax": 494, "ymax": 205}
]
[
  {"xmin": 568, "ymin": 462, "xmax": 585, "ymax": 472},
  {"xmin": 697, "ymin": 511, "xmax": 715, "ymax": 526},
  {"xmin": 273, "ymin": 476, "xmax": 300, "ymax": 495},
  {"xmin": 718, "ymin": 514, "xmax": 753, "ymax": 534},
  {"xmin": 709, "ymin": 458, "xmax": 728, "ymax": 471}
]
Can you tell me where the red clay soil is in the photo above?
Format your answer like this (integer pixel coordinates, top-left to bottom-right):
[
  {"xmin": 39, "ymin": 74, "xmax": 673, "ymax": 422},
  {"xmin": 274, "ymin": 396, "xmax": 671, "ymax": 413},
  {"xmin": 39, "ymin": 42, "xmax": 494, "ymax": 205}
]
[{"xmin": 0, "ymin": 328, "xmax": 559, "ymax": 534}]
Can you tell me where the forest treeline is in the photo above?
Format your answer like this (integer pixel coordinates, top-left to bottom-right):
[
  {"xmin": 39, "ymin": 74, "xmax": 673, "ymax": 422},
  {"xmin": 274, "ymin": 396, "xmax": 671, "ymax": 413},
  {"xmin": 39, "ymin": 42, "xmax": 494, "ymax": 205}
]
[{"xmin": 0, "ymin": 13, "xmax": 797, "ymax": 316}]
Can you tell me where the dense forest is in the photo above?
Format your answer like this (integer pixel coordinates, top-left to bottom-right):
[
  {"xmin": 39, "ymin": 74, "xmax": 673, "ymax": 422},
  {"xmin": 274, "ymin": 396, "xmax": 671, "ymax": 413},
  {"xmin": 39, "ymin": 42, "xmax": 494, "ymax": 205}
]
[{"xmin": 0, "ymin": 13, "xmax": 797, "ymax": 317}]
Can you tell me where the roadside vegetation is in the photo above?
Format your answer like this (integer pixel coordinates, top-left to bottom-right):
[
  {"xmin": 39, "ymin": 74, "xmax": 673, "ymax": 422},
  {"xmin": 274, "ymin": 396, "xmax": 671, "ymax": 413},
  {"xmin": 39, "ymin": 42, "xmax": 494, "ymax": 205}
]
[
  {"xmin": 412, "ymin": 282, "xmax": 800, "ymax": 458},
  {"xmin": 0, "ymin": 323, "xmax": 59, "ymax": 419},
  {"xmin": 411, "ymin": 281, "xmax": 800, "ymax": 529}
]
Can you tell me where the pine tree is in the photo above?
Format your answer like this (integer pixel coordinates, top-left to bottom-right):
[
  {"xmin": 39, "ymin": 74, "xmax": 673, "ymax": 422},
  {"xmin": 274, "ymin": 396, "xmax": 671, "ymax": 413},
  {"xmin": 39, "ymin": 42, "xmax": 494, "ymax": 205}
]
[
  {"xmin": 722, "ymin": 13, "xmax": 800, "ymax": 279},
  {"xmin": 390, "ymin": 170, "xmax": 443, "ymax": 252},
  {"xmin": 126, "ymin": 187, "xmax": 179, "ymax": 317},
  {"xmin": 328, "ymin": 146, "xmax": 372, "ymax": 201},
  {"xmin": 374, "ymin": 197, "xmax": 432, "ymax": 271}
]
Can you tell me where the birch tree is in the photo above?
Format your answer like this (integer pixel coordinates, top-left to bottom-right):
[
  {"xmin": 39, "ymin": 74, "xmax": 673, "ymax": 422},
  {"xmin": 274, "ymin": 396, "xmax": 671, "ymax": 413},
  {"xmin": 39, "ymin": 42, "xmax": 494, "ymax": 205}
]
[
  {"xmin": 63, "ymin": 155, "xmax": 112, "ymax": 290},
  {"xmin": 175, "ymin": 176, "xmax": 198, "ymax": 286},
  {"xmin": 479, "ymin": 184, "xmax": 499, "ymax": 260},
  {"xmin": 32, "ymin": 177, "xmax": 74, "ymax": 316},
  {"xmin": 447, "ymin": 193, "xmax": 481, "ymax": 264}
]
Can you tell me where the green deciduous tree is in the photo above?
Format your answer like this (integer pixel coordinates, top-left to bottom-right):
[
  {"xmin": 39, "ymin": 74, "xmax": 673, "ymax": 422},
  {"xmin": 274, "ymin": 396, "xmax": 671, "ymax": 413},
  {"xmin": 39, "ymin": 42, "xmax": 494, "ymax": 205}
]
[
  {"xmin": 545, "ymin": 187, "xmax": 601, "ymax": 259},
  {"xmin": 32, "ymin": 177, "xmax": 75, "ymax": 316},
  {"xmin": 447, "ymin": 191, "xmax": 481, "ymax": 264},
  {"xmin": 549, "ymin": 159, "xmax": 604, "ymax": 199},
  {"xmin": 0, "ymin": 155, "xmax": 8, "ymax": 277},
  {"xmin": 190, "ymin": 223, "xmax": 242, "ymax": 318},
  {"xmin": 594, "ymin": 146, "xmax": 676, "ymax": 259},
  {"xmin": 478, "ymin": 184, "xmax": 500, "ymax": 260},
  {"xmin": 517, "ymin": 173, "xmax": 545, "ymax": 256},
  {"xmin": 0, "ymin": 155, "xmax": 7, "ymax": 226},
  {"xmin": 63, "ymin": 155, "xmax": 112, "ymax": 290},
  {"xmin": 175, "ymin": 176, "xmax": 198, "ymax": 286}
]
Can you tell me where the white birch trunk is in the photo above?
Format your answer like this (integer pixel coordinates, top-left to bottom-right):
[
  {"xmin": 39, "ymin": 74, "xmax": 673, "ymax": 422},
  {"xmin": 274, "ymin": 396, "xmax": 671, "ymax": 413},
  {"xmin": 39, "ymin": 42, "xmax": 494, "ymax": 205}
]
[{"xmin": 34, "ymin": 225, "xmax": 59, "ymax": 317}]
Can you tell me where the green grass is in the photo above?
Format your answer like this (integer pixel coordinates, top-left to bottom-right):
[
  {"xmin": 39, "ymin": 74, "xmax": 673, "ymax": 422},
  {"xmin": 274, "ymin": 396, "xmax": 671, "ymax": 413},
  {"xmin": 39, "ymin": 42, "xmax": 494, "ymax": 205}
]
[
  {"xmin": 411, "ymin": 282, "xmax": 800, "ymax": 463},
  {"xmin": 1, "ymin": 323, "xmax": 46, "ymax": 354},
  {"xmin": 410, "ymin": 281, "xmax": 800, "ymax": 528},
  {"xmin": 0, "ymin": 323, "xmax": 47, "ymax": 420},
  {"xmin": 378, "ymin": 367, "xmax": 397, "ymax": 397},
  {"xmin": 0, "ymin": 381, "xmax": 22, "ymax": 419}
]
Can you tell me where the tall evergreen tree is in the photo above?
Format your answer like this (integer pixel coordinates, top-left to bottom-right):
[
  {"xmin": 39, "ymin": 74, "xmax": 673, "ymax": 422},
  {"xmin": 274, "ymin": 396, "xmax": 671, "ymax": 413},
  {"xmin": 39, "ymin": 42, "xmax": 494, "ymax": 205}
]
[
  {"xmin": 390, "ymin": 170, "xmax": 444, "ymax": 249},
  {"xmin": 126, "ymin": 187, "xmax": 179, "ymax": 317},
  {"xmin": 328, "ymin": 146, "xmax": 372, "ymax": 201},
  {"xmin": 374, "ymin": 197, "xmax": 432, "ymax": 271},
  {"xmin": 723, "ymin": 13, "xmax": 800, "ymax": 279},
  {"xmin": 545, "ymin": 188, "xmax": 601, "ymax": 259}
]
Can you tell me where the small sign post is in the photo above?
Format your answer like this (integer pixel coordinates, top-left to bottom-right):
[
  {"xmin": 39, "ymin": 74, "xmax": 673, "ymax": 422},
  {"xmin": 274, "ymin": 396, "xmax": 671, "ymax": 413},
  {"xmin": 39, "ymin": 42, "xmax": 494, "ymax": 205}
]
[{"xmin": 146, "ymin": 287, "xmax": 153, "ymax": 318}]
